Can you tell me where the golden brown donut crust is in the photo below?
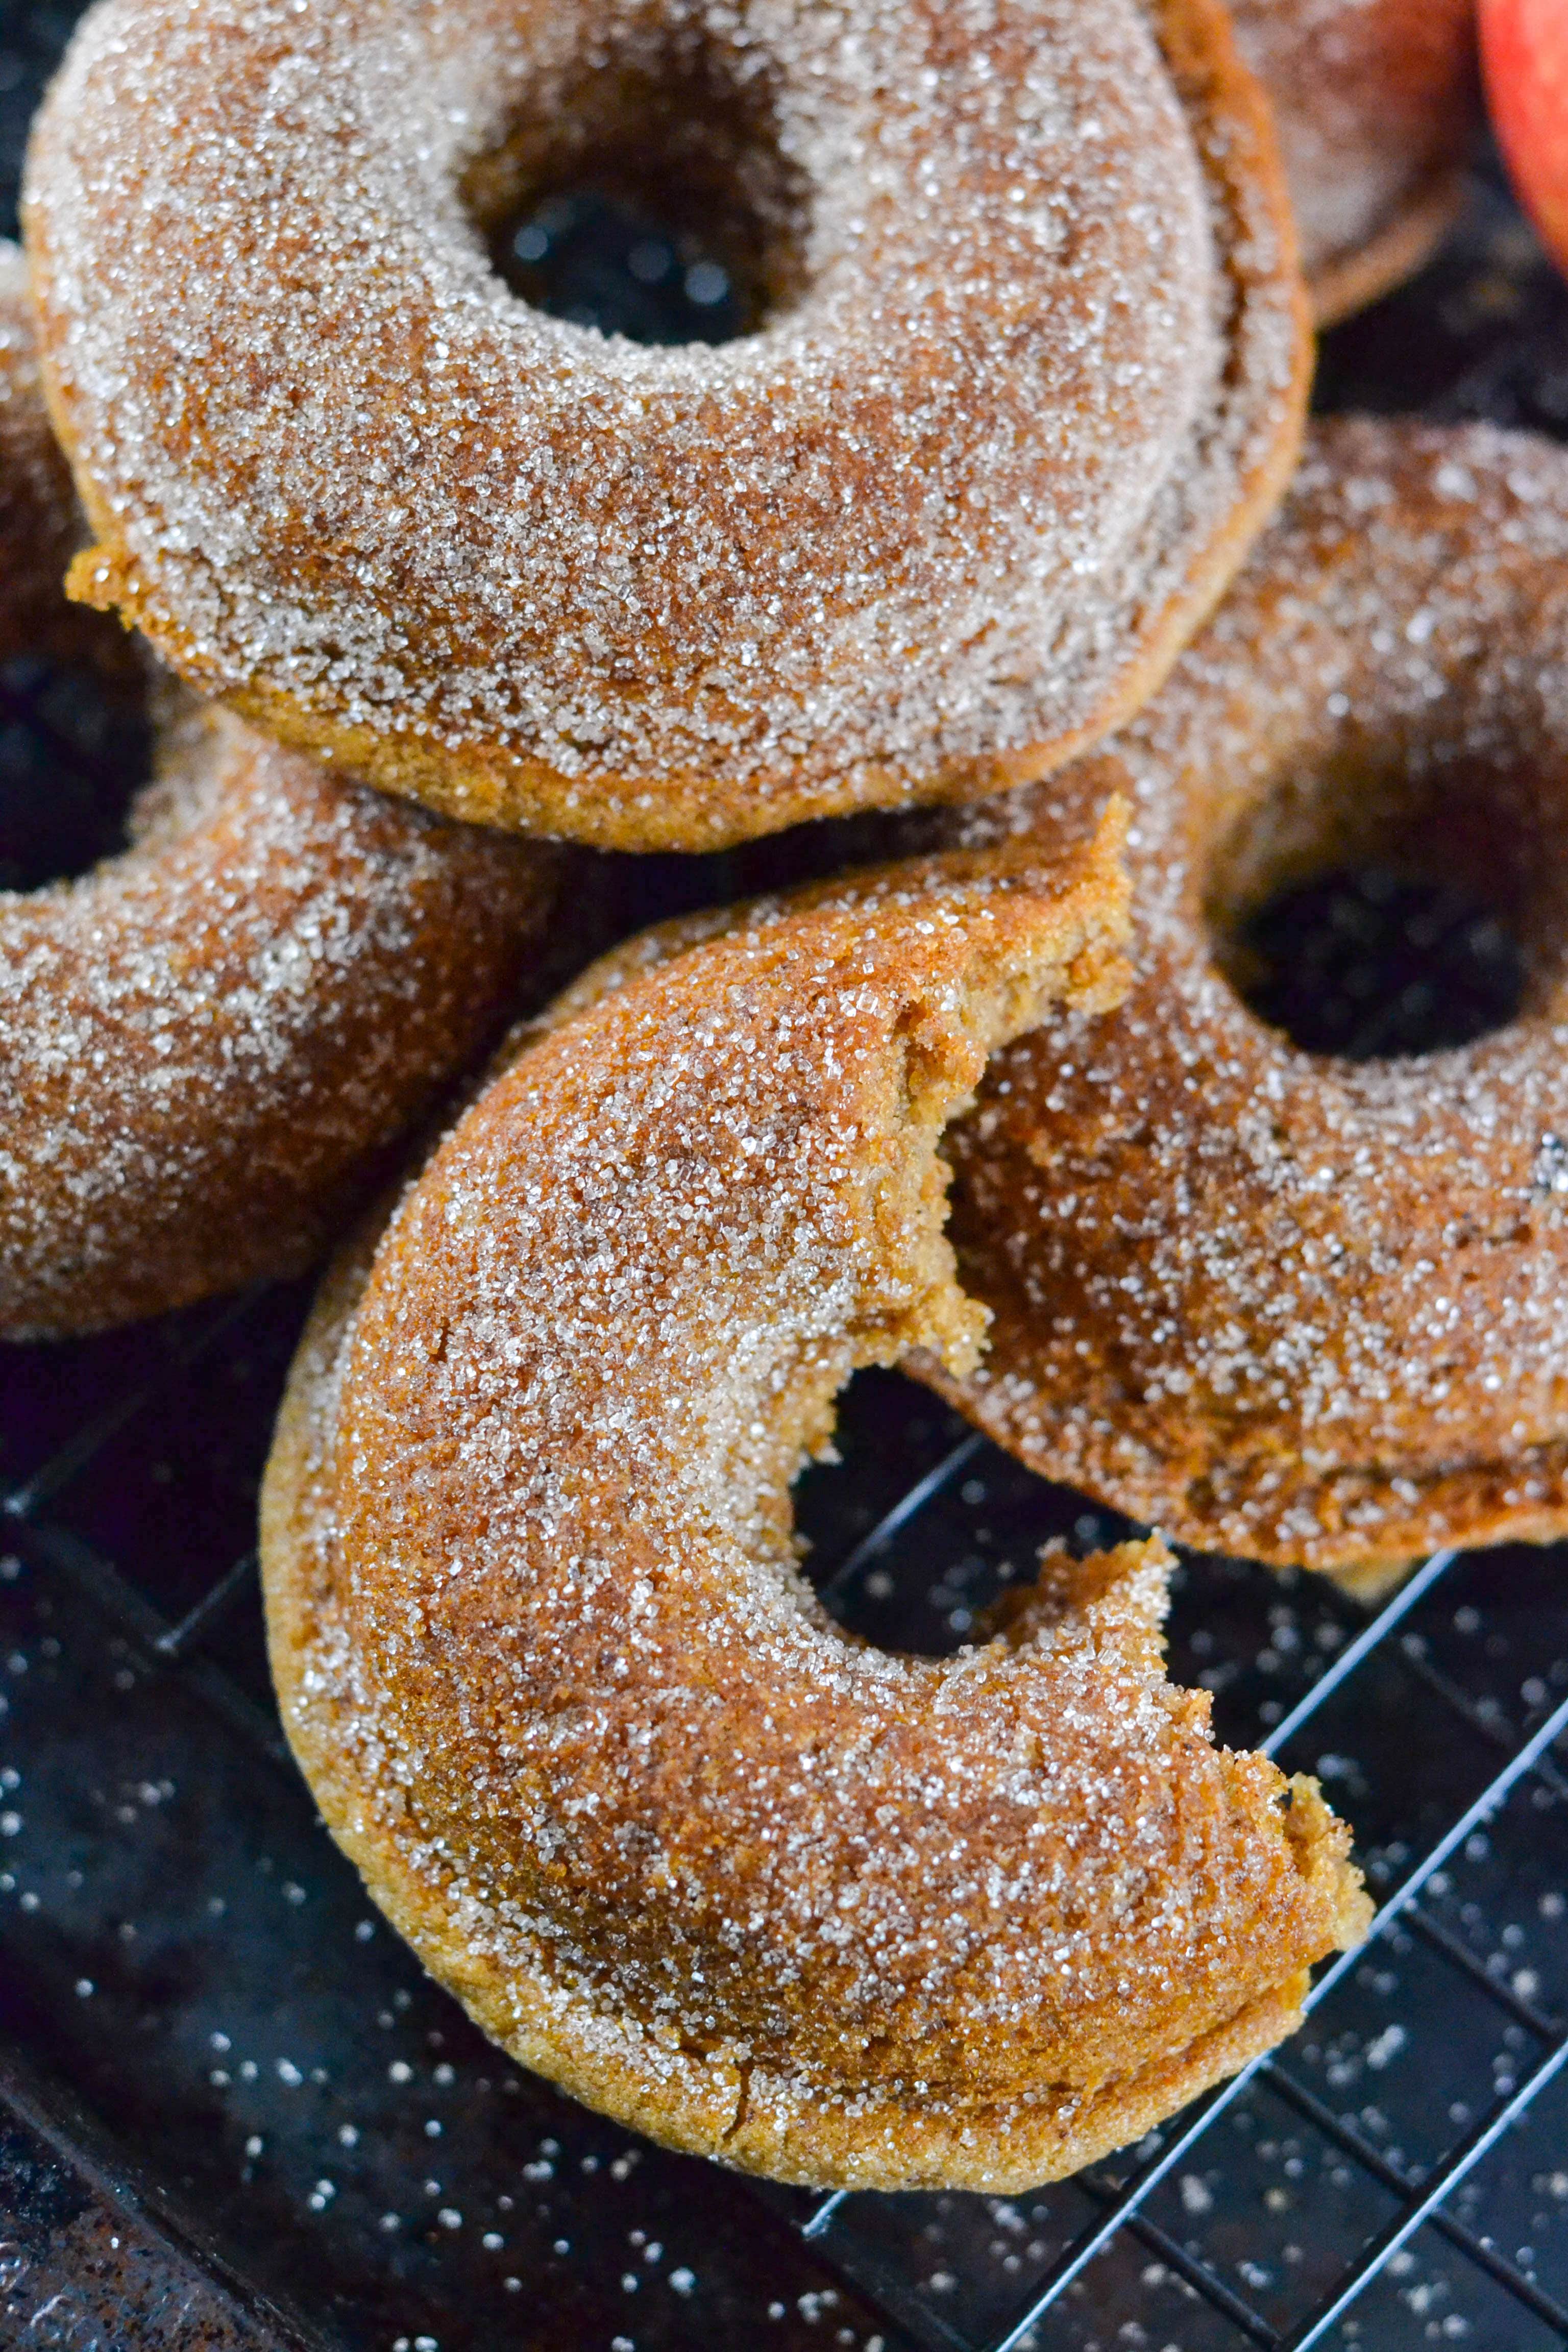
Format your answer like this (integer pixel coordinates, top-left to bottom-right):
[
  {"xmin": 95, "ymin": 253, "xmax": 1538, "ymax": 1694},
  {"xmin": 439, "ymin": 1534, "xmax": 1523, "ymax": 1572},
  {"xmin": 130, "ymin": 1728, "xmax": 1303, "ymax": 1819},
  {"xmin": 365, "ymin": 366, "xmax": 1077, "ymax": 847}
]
[
  {"xmin": 1229, "ymin": 0, "xmax": 1478, "ymax": 325},
  {"xmin": 261, "ymin": 819, "xmax": 1367, "ymax": 2192},
  {"xmin": 913, "ymin": 418, "xmax": 1568, "ymax": 1572},
  {"xmin": 25, "ymin": 0, "xmax": 1306, "ymax": 850}
]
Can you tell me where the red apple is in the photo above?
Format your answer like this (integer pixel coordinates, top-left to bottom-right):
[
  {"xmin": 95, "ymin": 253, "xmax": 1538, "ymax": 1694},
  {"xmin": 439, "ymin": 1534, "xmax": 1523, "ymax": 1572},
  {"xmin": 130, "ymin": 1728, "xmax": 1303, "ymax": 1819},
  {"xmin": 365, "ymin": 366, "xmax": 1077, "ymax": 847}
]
[{"xmin": 1482, "ymin": 0, "xmax": 1568, "ymax": 276}]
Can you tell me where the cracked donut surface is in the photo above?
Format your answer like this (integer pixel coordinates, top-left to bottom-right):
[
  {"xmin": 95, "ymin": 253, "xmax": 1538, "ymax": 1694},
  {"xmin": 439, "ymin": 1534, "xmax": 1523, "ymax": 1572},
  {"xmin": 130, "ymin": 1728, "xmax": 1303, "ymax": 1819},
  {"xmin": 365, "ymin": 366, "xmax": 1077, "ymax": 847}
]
[
  {"xmin": 25, "ymin": 0, "xmax": 1305, "ymax": 849},
  {"xmin": 261, "ymin": 818, "xmax": 1367, "ymax": 2191}
]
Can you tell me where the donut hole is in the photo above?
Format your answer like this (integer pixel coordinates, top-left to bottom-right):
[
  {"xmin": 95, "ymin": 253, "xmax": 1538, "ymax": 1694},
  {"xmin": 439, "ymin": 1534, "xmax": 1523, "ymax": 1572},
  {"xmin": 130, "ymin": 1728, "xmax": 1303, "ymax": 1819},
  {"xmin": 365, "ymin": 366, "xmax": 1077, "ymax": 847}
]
[
  {"xmin": 0, "ymin": 656, "xmax": 151, "ymax": 894},
  {"xmin": 1203, "ymin": 754, "xmax": 1545, "ymax": 1058},
  {"xmin": 464, "ymin": 45, "xmax": 806, "ymax": 346},
  {"xmin": 491, "ymin": 185, "xmax": 755, "ymax": 345},
  {"xmin": 1235, "ymin": 869, "xmax": 1524, "ymax": 1059},
  {"xmin": 793, "ymin": 1368, "xmax": 1138, "ymax": 1658}
]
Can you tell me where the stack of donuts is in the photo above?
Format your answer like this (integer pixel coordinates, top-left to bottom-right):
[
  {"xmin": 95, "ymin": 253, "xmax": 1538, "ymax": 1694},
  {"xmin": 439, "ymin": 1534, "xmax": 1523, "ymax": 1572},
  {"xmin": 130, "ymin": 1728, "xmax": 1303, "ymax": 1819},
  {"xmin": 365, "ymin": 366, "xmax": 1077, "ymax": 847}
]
[{"xmin": 14, "ymin": 0, "xmax": 1560, "ymax": 2198}]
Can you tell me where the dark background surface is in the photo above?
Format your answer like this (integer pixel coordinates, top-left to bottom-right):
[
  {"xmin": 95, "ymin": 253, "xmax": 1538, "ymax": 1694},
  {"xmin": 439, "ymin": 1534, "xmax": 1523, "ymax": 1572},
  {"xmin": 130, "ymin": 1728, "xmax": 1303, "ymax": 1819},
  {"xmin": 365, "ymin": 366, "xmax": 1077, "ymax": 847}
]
[{"xmin": 1, "ymin": 7, "xmax": 1567, "ymax": 2349}]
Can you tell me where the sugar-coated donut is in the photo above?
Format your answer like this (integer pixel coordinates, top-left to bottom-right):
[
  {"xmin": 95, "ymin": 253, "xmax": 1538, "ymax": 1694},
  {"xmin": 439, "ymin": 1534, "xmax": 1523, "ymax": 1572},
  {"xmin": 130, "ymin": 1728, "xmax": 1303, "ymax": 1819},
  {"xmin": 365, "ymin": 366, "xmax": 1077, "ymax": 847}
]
[
  {"xmin": 261, "ymin": 819, "xmax": 1368, "ymax": 2192},
  {"xmin": 25, "ymin": 0, "xmax": 1307, "ymax": 851},
  {"xmin": 1230, "ymin": 0, "xmax": 1478, "ymax": 326},
  {"xmin": 913, "ymin": 418, "xmax": 1568, "ymax": 1574},
  {"xmin": 0, "ymin": 263, "xmax": 566, "ymax": 1339},
  {"xmin": 1, "ymin": 696, "xmax": 566, "ymax": 1339},
  {"xmin": 3, "ymin": 701, "xmax": 566, "ymax": 1345},
  {"xmin": 0, "ymin": 240, "xmax": 122, "ymax": 670}
]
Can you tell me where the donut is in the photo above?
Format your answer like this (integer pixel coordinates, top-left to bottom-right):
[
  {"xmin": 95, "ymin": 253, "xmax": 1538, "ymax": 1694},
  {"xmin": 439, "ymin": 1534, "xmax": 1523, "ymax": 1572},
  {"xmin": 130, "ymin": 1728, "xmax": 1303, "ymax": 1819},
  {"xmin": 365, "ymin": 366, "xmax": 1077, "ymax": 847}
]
[
  {"xmin": 0, "ymin": 239, "xmax": 124, "ymax": 670},
  {"xmin": 1, "ymin": 692, "xmax": 571, "ymax": 1340},
  {"xmin": 260, "ymin": 818, "xmax": 1369, "ymax": 2193},
  {"xmin": 909, "ymin": 418, "xmax": 1568, "ymax": 1574},
  {"xmin": 0, "ymin": 267, "xmax": 567, "ymax": 1339},
  {"xmin": 24, "ymin": 0, "xmax": 1308, "ymax": 851},
  {"xmin": 1229, "ymin": 0, "xmax": 1478, "ymax": 326}
]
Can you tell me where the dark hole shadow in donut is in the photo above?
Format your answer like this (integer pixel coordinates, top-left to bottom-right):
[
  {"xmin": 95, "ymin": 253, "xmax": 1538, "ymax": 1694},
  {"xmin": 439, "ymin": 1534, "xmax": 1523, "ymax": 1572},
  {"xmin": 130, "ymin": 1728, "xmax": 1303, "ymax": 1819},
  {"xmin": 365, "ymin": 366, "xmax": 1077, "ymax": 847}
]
[
  {"xmin": 0, "ymin": 655, "xmax": 151, "ymax": 894},
  {"xmin": 1233, "ymin": 866, "xmax": 1526, "ymax": 1060},
  {"xmin": 793, "ymin": 1366, "xmax": 1144, "ymax": 1661},
  {"xmin": 791, "ymin": 1365, "xmax": 1379, "ymax": 1750},
  {"xmin": 1204, "ymin": 752, "xmax": 1538, "ymax": 1063},
  {"xmin": 490, "ymin": 183, "xmax": 756, "ymax": 347},
  {"xmin": 467, "ymin": 40, "xmax": 805, "ymax": 350}
]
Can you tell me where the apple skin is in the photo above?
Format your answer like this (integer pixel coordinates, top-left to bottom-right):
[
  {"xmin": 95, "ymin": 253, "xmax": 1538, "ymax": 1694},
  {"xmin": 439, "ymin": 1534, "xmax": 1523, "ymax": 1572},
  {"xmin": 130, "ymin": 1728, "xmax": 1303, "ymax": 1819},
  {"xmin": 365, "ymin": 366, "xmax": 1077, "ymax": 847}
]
[{"xmin": 1482, "ymin": 0, "xmax": 1568, "ymax": 275}]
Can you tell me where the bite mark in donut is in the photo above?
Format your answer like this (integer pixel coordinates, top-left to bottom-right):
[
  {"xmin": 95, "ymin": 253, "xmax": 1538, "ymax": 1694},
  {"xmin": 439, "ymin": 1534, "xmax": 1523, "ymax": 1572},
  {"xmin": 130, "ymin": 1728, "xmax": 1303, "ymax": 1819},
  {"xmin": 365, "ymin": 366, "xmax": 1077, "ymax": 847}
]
[
  {"xmin": 24, "ymin": 0, "xmax": 1307, "ymax": 849},
  {"xmin": 915, "ymin": 418, "xmax": 1568, "ymax": 1572},
  {"xmin": 261, "ymin": 816, "xmax": 1368, "ymax": 2191}
]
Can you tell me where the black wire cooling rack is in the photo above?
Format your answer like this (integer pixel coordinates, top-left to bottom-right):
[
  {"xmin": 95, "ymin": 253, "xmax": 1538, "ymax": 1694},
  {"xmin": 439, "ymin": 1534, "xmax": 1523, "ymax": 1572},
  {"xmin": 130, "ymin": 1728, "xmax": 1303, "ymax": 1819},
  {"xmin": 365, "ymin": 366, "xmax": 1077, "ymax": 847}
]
[{"xmin": 4, "ymin": 5, "xmax": 1568, "ymax": 2348}]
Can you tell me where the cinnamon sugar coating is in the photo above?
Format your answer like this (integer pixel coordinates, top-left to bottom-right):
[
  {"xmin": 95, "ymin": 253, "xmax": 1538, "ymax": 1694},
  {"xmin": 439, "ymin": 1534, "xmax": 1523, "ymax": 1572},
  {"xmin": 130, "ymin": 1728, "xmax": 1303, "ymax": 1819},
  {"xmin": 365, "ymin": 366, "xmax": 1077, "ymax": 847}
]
[
  {"xmin": 261, "ymin": 821, "xmax": 1367, "ymax": 2192},
  {"xmin": 25, "ymin": 0, "xmax": 1305, "ymax": 850},
  {"xmin": 0, "ymin": 258, "xmax": 567, "ymax": 1338},
  {"xmin": 1230, "ymin": 0, "xmax": 1478, "ymax": 326},
  {"xmin": 914, "ymin": 418, "xmax": 1568, "ymax": 1571},
  {"xmin": 0, "ymin": 240, "xmax": 126, "ymax": 671},
  {"xmin": 1, "ymin": 697, "xmax": 567, "ymax": 1338}
]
